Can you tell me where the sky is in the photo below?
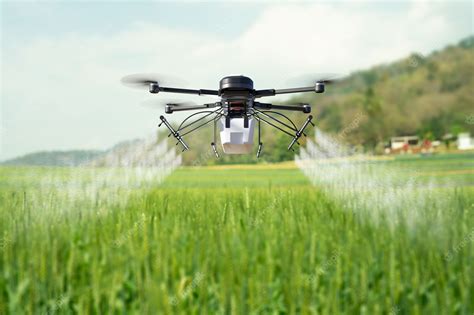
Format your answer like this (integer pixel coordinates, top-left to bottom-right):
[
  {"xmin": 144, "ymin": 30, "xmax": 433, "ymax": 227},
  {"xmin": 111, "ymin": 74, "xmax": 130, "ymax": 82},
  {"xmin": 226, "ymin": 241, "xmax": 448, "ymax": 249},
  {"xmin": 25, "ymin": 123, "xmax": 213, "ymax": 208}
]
[{"xmin": 1, "ymin": 0, "xmax": 472, "ymax": 161}]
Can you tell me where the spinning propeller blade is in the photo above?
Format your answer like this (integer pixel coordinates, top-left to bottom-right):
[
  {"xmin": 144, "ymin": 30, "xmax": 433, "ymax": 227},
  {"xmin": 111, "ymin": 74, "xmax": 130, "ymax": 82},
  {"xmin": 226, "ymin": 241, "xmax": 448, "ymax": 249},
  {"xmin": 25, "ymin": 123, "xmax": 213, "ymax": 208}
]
[
  {"xmin": 141, "ymin": 99, "xmax": 197, "ymax": 109},
  {"xmin": 121, "ymin": 73, "xmax": 187, "ymax": 90},
  {"xmin": 286, "ymin": 73, "xmax": 346, "ymax": 86}
]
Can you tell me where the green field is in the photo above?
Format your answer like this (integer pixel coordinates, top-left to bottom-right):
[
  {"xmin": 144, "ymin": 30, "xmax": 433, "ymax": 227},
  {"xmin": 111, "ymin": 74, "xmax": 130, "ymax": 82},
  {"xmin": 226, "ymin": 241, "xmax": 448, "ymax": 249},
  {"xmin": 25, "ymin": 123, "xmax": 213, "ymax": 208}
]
[{"xmin": 1, "ymin": 154, "xmax": 473, "ymax": 314}]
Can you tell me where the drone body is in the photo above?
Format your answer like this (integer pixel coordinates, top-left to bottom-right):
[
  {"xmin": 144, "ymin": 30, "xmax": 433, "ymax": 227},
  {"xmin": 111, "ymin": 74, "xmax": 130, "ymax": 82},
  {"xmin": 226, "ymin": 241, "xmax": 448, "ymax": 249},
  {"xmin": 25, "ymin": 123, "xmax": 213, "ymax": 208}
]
[{"xmin": 122, "ymin": 74, "xmax": 335, "ymax": 157}]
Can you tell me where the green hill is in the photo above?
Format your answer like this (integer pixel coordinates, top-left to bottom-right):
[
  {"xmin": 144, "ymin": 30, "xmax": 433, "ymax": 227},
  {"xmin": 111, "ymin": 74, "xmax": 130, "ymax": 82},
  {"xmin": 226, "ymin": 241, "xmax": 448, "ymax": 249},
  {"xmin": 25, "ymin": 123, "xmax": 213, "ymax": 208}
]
[
  {"xmin": 4, "ymin": 36, "xmax": 472, "ymax": 166},
  {"xmin": 1, "ymin": 150, "xmax": 104, "ymax": 166},
  {"xmin": 290, "ymin": 36, "xmax": 474, "ymax": 152},
  {"xmin": 178, "ymin": 36, "xmax": 474, "ymax": 164}
]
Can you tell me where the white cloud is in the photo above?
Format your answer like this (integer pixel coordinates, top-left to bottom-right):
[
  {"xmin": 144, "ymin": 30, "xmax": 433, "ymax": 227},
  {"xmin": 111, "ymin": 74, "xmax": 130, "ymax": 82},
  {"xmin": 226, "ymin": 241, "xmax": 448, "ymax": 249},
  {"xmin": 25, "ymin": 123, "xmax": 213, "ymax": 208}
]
[{"xmin": 1, "ymin": 1, "xmax": 471, "ymax": 160}]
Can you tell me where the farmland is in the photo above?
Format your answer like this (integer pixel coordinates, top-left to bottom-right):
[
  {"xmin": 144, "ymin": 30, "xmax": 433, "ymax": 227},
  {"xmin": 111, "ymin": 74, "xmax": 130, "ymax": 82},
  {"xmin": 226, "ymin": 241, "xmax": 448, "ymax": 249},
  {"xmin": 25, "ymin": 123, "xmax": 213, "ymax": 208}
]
[{"xmin": 0, "ymin": 153, "xmax": 473, "ymax": 314}]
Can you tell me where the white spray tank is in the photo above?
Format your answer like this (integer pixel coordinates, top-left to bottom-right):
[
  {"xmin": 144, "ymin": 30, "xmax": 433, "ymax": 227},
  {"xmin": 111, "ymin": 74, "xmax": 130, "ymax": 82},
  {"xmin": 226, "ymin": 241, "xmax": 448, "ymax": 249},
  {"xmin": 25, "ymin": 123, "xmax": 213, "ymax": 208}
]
[{"xmin": 218, "ymin": 117, "xmax": 255, "ymax": 154}]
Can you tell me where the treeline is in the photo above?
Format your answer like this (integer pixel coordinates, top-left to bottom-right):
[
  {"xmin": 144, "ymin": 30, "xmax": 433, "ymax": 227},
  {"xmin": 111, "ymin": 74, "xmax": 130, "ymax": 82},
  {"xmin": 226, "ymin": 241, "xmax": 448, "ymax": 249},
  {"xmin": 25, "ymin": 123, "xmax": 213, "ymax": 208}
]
[
  {"xmin": 179, "ymin": 36, "xmax": 474, "ymax": 164},
  {"xmin": 1, "ymin": 150, "xmax": 104, "ymax": 166},
  {"xmin": 294, "ymin": 36, "xmax": 474, "ymax": 153},
  {"xmin": 6, "ymin": 37, "xmax": 472, "ymax": 166}
]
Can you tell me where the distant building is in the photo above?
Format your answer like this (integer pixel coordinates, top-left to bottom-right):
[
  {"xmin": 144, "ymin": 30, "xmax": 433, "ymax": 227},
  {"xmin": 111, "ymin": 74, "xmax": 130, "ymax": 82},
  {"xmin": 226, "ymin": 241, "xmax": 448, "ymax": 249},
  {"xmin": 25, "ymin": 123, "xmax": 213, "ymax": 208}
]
[
  {"xmin": 457, "ymin": 133, "xmax": 474, "ymax": 150},
  {"xmin": 386, "ymin": 135, "xmax": 436, "ymax": 155},
  {"xmin": 390, "ymin": 136, "xmax": 419, "ymax": 150}
]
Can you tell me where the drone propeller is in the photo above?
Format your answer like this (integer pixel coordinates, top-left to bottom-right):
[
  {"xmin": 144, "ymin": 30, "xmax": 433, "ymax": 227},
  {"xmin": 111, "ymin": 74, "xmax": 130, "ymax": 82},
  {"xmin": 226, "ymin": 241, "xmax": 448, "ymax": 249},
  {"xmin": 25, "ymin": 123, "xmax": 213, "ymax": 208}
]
[
  {"xmin": 141, "ymin": 99, "xmax": 197, "ymax": 109},
  {"xmin": 286, "ymin": 73, "xmax": 345, "ymax": 86},
  {"xmin": 121, "ymin": 73, "xmax": 187, "ymax": 90}
]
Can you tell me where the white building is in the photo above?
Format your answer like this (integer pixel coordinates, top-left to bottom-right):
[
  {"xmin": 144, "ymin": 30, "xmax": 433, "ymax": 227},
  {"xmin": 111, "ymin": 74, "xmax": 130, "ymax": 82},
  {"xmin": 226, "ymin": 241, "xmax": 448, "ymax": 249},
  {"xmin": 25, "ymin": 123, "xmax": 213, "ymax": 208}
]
[
  {"xmin": 390, "ymin": 136, "xmax": 419, "ymax": 150},
  {"xmin": 457, "ymin": 133, "xmax": 474, "ymax": 150}
]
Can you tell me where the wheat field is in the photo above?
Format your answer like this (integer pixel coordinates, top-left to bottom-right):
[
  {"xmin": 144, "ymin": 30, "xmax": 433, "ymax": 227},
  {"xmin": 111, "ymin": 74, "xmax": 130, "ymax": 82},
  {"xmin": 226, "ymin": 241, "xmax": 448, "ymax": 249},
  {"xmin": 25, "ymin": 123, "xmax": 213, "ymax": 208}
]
[{"xmin": 0, "ymin": 154, "xmax": 473, "ymax": 314}]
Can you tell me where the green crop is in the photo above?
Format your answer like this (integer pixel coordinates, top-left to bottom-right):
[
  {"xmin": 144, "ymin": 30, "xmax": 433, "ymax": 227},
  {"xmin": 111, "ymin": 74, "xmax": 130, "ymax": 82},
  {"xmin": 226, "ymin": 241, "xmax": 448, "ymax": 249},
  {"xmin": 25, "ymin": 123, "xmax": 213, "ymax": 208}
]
[{"xmin": 0, "ymin": 154, "xmax": 473, "ymax": 314}]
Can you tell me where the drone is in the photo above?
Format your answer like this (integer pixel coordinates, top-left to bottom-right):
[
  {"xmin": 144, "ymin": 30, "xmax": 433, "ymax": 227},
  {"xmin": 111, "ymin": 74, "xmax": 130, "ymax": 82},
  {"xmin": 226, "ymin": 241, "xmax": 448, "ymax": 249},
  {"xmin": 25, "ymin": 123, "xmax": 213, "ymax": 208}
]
[{"xmin": 121, "ymin": 74, "xmax": 338, "ymax": 157}]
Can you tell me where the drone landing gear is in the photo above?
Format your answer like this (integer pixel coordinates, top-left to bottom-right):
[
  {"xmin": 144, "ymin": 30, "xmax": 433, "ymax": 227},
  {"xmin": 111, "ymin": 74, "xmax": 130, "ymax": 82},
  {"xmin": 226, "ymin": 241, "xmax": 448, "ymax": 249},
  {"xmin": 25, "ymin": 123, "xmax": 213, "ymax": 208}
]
[
  {"xmin": 159, "ymin": 115, "xmax": 189, "ymax": 151},
  {"xmin": 257, "ymin": 143, "xmax": 263, "ymax": 158},
  {"xmin": 225, "ymin": 116, "xmax": 231, "ymax": 128},
  {"xmin": 211, "ymin": 117, "xmax": 220, "ymax": 158},
  {"xmin": 252, "ymin": 110, "xmax": 315, "ymax": 153},
  {"xmin": 211, "ymin": 142, "xmax": 219, "ymax": 158},
  {"xmin": 159, "ymin": 109, "xmax": 224, "ymax": 153},
  {"xmin": 256, "ymin": 118, "xmax": 263, "ymax": 158}
]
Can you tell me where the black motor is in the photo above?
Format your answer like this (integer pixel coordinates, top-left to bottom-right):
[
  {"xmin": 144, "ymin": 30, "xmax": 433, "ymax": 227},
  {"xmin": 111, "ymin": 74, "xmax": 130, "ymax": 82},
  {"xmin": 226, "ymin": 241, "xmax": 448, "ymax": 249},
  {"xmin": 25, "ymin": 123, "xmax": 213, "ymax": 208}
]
[{"xmin": 219, "ymin": 75, "xmax": 254, "ymax": 92}]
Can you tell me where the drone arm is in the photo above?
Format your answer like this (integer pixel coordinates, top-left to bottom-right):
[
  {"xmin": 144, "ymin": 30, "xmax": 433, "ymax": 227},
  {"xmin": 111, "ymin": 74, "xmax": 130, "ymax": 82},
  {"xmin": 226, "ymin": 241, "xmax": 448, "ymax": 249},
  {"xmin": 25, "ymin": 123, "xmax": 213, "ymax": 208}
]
[
  {"xmin": 153, "ymin": 86, "xmax": 219, "ymax": 96},
  {"xmin": 254, "ymin": 83, "xmax": 324, "ymax": 97},
  {"xmin": 254, "ymin": 102, "xmax": 311, "ymax": 113},
  {"xmin": 166, "ymin": 102, "xmax": 219, "ymax": 114},
  {"xmin": 254, "ymin": 89, "xmax": 276, "ymax": 97},
  {"xmin": 276, "ymin": 87, "xmax": 315, "ymax": 94}
]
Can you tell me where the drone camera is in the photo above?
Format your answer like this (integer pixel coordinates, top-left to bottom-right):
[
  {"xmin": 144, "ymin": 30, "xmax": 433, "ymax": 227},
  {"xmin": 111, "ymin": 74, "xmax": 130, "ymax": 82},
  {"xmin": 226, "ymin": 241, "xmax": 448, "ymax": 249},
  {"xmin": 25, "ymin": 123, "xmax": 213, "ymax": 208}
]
[
  {"xmin": 149, "ymin": 82, "xmax": 160, "ymax": 94},
  {"xmin": 315, "ymin": 82, "xmax": 325, "ymax": 93}
]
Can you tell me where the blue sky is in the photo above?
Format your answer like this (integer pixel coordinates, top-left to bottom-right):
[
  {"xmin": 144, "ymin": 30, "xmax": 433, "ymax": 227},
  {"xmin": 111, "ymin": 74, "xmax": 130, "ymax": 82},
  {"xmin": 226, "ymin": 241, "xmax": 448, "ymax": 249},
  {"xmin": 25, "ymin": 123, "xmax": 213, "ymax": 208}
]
[
  {"xmin": 1, "ymin": 0, "xmax": 473, "ymax": 160},
  {"xmin": 2, "ymin": 2, "xmax": 266, "ymax": 41}
]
